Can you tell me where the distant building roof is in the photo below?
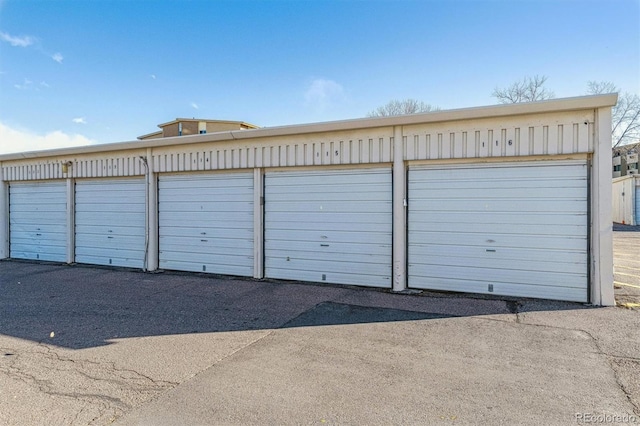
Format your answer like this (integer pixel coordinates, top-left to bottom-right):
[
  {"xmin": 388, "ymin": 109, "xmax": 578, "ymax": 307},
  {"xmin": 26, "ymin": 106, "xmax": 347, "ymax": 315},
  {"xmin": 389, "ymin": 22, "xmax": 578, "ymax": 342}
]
[{"xmin": 137, "ymin": 118, "xmax": 260, "ymax": 140}]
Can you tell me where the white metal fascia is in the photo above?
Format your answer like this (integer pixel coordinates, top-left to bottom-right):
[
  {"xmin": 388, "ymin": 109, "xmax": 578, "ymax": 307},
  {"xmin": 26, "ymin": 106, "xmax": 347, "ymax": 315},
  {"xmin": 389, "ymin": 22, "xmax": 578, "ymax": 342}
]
[{"xmin": 0, "ymin": 94, "xmax": 618, "ymax": 163}]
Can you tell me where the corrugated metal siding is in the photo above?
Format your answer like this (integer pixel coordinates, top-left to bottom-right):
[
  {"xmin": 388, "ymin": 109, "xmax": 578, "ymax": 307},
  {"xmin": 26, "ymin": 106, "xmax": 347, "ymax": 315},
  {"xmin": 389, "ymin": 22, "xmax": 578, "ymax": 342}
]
[
  {"xmin": 158, "ymin": 172, "xmax": 254, "ymax": 276},
  {"xmin": 152, "ymin": 138, "xmax": 394, "ymax": 173},
  {"xmin": 1, "ymin": 111, "xmax": 595, "ymax": 179},
  {"xmin": 264, "ymin": 168, "xmax": 392, "ymax": 287},
  {"xmin": 9, "ymin": 181, "xmax": 67, "ymax": 261},
  {"xmin": 2, "ymin": 156, "xmax": 145, "ymax": 181},
  {"xmin": 75, "ymin": 178, "xmax": 146, "ymax": 268},
  {"xmin": 403, "ymin": 111, "xmax": 594, "ymax": 161},
  {"xmin": 408, "ymin": 161, "xmax": 588, "ymax": 302}
]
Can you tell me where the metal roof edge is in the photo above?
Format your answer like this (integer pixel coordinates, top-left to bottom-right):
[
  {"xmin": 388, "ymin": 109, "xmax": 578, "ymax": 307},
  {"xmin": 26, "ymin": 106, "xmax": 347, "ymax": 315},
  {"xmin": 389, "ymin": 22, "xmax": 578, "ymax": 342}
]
[{"xmin": 0, "ymin": 94, "xmax": 618, "ymax": 162}]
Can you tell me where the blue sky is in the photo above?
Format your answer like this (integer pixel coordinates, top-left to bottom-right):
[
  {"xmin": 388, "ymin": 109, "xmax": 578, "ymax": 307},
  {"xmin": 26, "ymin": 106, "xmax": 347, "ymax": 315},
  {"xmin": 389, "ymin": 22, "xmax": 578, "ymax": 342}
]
[{"xmin": 0, "ymin": 0, "xmax": 638, "ymax": 153}]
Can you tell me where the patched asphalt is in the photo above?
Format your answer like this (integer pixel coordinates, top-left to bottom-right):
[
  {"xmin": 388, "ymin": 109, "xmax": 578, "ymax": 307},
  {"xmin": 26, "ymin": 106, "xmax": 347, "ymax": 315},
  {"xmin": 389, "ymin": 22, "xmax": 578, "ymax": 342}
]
[{"xmin": 0, "ymin": 229, "xmax": 638, "ymax": 425}]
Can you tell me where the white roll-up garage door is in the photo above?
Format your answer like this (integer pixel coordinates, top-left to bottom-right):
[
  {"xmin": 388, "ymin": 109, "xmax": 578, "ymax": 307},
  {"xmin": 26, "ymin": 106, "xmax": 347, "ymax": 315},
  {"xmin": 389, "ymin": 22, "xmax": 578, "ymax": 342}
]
[
  {"xmin": 9, "ymin": 181, "xmax": 67, "ymax": 262},
  {"xmin": 75, "ymin": 178, "xmax": 146, "ymax": 268},
  {"xmin": 265, "ymin": 168, "xmax": 392, "ymax": 288},
  {"xmin": 158, "ymin": 172, "xmax": 254, "ymax": 276},
  {"xmin": 408, "ymin": 161, "xmax": 588, "ymax": 302}
]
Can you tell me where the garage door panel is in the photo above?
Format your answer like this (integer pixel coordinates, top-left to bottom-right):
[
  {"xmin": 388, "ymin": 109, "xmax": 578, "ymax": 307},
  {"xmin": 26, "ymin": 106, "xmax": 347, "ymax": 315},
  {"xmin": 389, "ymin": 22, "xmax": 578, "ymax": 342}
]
[
  {"xmin": 410, "ymin": 221, "xmax": 587, "ymax": 237},
  {"xmin": 410, "ymin": 244, "xmax": 587, "ymax": 265},
  {"xmin": 410, "ymin": 264, "xmax": 586, "ymax": 289},
  {"xmin": 160, "ymin": 201, "xmax": 254, "ymax": 213},
  {"xmin": 268, "ymin": 257, "xmax": 390, "ymax": 275},
  {"xmin": 11, "ymin": 230, "xmax": 67, "ymax": 243},
  {"xmin": 10, "ymin": 181, "xmax": 67, "ymax": 262},
  {"xmin": 75, "ymin": 178, "xmax": 146, "ymax": 268},
  {"xmin": 266, "ymin": 241, "xmax": 391, "ymax": 257},
  {"xmin": 266, "ymin": 190, "xmax": 390, "ymax": 202},
  {"xmin": 267, "ymin": 268, "xmax": 389, "ymax": 287},
  {"xmin": 75, "ymin": 246, "xmax": 144, "ymax": 259},
  {"xmin": 160, "ymin": 235, "xmax": 252, "ymax": 249},
  {"xmin": 266, "ymin": 212, "xmax": 390, "ymax": 225},
  {"xmin": 10, "ymin": 246, "xmax": 67, "ymax": 262},
  {"xmin": 75, "ymin": 211, "xmax": 145, "ymax": 224},
  {"xmin": 75, "ymin": 225, "xmax": 146, "ymax": 237},
  {"xmin": 413, "ymin": 211, "xmax": 586, "ymax": 226},
  {"xmin": 412, "ymin": 253, "xmax": 586, "ymax": 275},
  {"xmin": 412, "ymin": 277, "xmax": 587, "ymax": 303},
  {"xmin": 12, "ymin": 213, "xmax": 68, "ymax": 225},
  {"xmin": 160, "ymin": 260, "xmax": 251, "ymax": 276},
  {"xmin": 159, "ymin": 211, "xmax": 253, "ymax": 224},
  {"xmin": 160, "ymin": 226, "xmax": 253, "ymax": 238},
  {"xmin": 266, "ymin": 182, "xmax": 388, "ymax": 195},
  {"xmin": 9, "ymin": 194, "xmax": 66, "ymax": 204},
  {"xmin": 418, "ymin": 199, "xmax": 585, "ymax": 213},
  {"xmin": 266, "ymin": 219, "xmax": 391, "ymax": 233},
  {"xmin": 408, "ymin": 161, "xmax": 588, "ymax": 302},
  {"xmin": 76, "ymin": 233, "xmax": 146, "ymax": 248},
  {"xmin": 75, "ymin": 203, "xmax": 145, "ymax": 213},
  {"xmin": 411, "ymin": 231, "xmax": 586, "ymax": 251},
  {"xmin": 411, "ymin": 178, "xmax": 586, "ymax": 191},
  {"xmin": 265, "ymin": 169, "xmax": 392, "ymax": 288},
  {"xmin": 159, "ymin": 172, "xmax": 254, "ymax": 277},
  {"xmin": 267, "ymin": 248, "xmax": 390, "ymax": 265},
  {"xmin": 10, "ymin": 203, "xmax": 67, "ymax": 213},
  {"xmin": 415, "ymin": 186, "xmax": 587, "ymax": 200},
  {"xmin": 413, "ymin": 164, "xmax": 586, "ymax": 180},
  {"xmin": 266, "ymin": 201, "xmax": 391, "ymax": 214},
  {"xmin": 267, "ymin": 171, "xmax": 390, "ymax": 186},
  {"xmin": 266, "ymin": 229, "xmax": 391, "ymax": 245}
]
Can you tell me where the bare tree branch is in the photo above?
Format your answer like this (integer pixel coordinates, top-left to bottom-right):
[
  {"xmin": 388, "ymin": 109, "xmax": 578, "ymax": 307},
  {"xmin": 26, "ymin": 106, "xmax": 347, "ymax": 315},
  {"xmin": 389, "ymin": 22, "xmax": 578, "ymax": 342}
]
[
  {"xmin": 588, "ymin": 81, "xmax": 640, "ymax": 147},
  {"xmin": 367, "ymin": 99, "xmax": 439, "ymax": 117},
  {"xmin": 492, "ymin": 75, "xmax": 555, "ymax": 104}
]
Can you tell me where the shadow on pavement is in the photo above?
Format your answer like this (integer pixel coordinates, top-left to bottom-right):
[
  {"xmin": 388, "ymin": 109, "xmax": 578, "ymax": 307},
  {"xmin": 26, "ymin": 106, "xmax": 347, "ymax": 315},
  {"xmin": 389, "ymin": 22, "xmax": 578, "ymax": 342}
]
[{"xmin": 0, "ymin": 260, "xmax": 593, "ymax": 350}]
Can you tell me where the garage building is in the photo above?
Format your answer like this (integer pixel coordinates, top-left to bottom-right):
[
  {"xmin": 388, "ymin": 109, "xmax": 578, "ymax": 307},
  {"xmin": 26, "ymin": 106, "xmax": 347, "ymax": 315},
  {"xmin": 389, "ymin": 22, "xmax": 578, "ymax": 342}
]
[
  {"xmin": 612, "ymin": 174, "xmax": 640, "ymax": 226},
  {"xmin": 0, "ymin": 95, "xmax": 617, "ymax": 305}
]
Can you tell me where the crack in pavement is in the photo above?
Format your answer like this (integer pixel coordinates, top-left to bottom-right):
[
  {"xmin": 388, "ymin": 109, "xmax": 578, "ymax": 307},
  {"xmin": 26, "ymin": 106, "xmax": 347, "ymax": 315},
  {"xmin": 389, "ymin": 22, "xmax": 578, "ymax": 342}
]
[
  {"xmin": 0, "ymin": 342, "xmax": 179, "ymax": 425},
  {"xmin": 477, "ymin": 308, "xmax": 640, "ymax": 417}
]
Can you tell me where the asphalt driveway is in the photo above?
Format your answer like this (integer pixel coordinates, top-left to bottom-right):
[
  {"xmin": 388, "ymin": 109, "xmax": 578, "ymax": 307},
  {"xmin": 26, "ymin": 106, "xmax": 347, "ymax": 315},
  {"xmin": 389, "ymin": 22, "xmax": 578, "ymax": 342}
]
[
  {"xmin": 614, "ymin": 224, "xmax": 640, "ymax": 309},
  {"xmin": 0, "ymin": 231, "xmax": 639, "ymax": 425}
]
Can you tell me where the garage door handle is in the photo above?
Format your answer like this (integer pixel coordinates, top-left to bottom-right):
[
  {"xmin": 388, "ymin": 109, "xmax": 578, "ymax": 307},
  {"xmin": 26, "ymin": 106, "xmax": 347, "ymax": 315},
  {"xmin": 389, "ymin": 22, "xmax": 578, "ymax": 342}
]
[
  {"xmin": 486, "ymin": 249, "xmax": 496, "ymax": 252},
  {"xmin": 35, "ymin": 233, "xmax": 42, "ymax": 236},
  {"xmin": 320, "ymin": 244, "xmax": 329, "ymax": 247},
  {"xmin": 107, "ymin": 236, "xmax": 114, "ymax": 239},
  {"xmin": 201, "ymin": 239, "xmax": 208, "ymax": 242}
]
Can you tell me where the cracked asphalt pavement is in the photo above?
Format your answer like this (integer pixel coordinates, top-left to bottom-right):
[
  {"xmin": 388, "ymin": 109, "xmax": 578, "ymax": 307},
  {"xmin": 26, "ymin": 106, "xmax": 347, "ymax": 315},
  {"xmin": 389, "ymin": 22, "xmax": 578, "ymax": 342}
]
[{"xmin": 0, "ymin": 229, "xmax": 638, "ymax": 425}]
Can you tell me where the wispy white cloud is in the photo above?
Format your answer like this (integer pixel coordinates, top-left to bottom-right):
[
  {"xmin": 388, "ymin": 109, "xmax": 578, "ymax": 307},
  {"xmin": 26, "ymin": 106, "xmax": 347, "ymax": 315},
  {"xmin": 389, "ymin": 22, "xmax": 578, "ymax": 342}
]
[
  {"xmin": 40, "ymin": 81, "xmax": 50, "ymax": 88},
  {"xmin": 191, "ymin": 102, "xmax": 199, "ymax": 110},
  {"xmin": 72, "ymin": 117, "xmax": 86, "ymax": 124},
  {"xmin": 304, "ymin": 78, "xmax": 346, "ymax": 111},
  {"xmin": 150, "ymin": 74, "xmax": 157, "ymax": 80},
  {"xmin": 0, "ymin": 122, "xmax": 96, "ymax": 155},
  {"xmin": 51, "ymin": 52, "xmax": 63, "ymax": 63},
  {"xmin": 14, "ymin": 78, "xmax": 33, "ymax": 90},
  {"xmin": 0, "ymin": 31, "xmax": 35, "ymax": 47}
]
